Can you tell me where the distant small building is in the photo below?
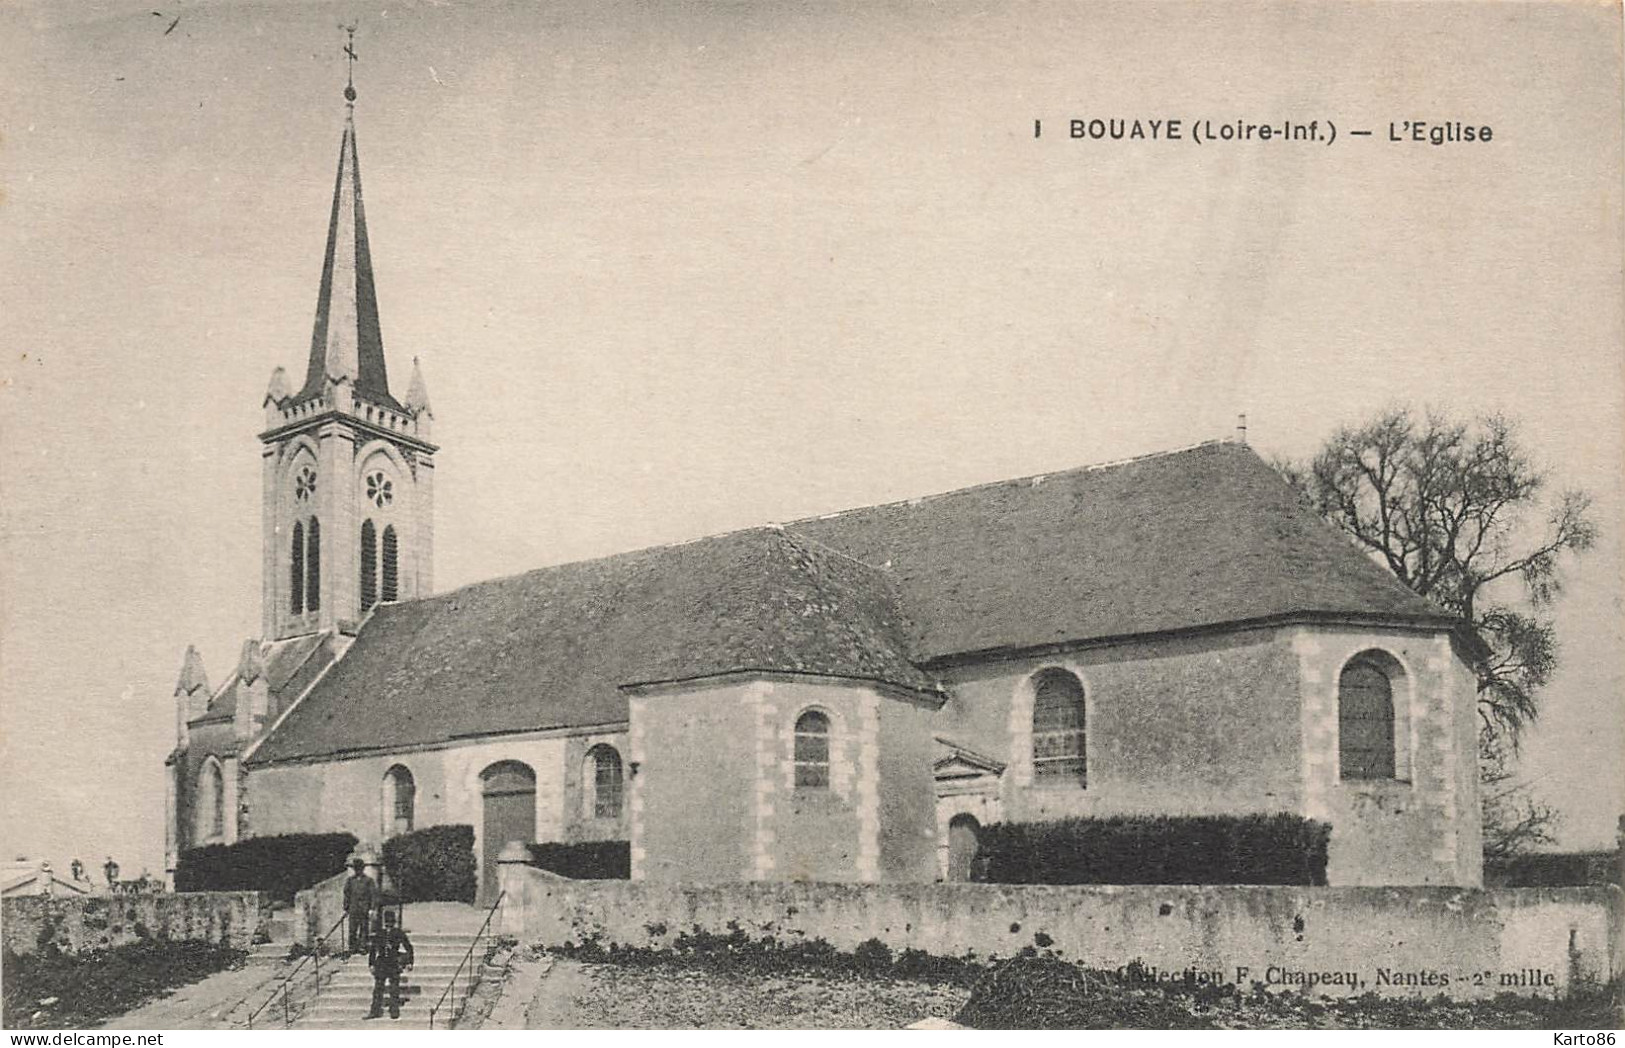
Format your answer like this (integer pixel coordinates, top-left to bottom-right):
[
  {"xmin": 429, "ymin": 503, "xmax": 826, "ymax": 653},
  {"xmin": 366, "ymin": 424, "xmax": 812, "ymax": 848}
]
[{"xmin": 2, "ymin": 861, "xmax": 93, "ymax": 899}]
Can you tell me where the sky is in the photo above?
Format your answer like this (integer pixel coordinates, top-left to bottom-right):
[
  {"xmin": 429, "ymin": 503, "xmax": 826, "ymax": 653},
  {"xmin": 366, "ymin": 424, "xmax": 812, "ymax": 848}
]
[{"xmin": 1, "ymin": 0, "xmax": 1621, "ymax": 879}]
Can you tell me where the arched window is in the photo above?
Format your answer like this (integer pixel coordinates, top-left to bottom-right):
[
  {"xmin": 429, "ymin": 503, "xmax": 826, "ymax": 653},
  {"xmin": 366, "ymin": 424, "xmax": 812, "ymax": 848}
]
[
  {"xmin": 794, "ymin": 710, "xmax": 831, "ymax": 790},
  {"xmin": 1032, "ymin": 668, "xmax": 1086, "ymax": 786},
  {"xmin": 1339, "ymin": 656, "xmax": 1397, "ymax": 780},
  {"xmin": 305, "ymin": 517, "xmax": 321, "ymax": 612},
  {"xmin": 290, "ymin": 522, "xmax": 305, "ymax": 614},
  {"xmin": 382, "ymin": 765, "xmax": 415, "ymax": 837},
  {"xmin": 360, "ymin": 520, "xmax": 377, "ymax": 612},
  {"xmin": 382, "ymin": 525, "xmax": 399, "ymax": 603},
  {"xmin": 197, "ymin": 760, "xmax": 224, "ymax": 841},
  {"xmin": 584, "ymin": 745, "xmax": 623, "ymax": 819}
]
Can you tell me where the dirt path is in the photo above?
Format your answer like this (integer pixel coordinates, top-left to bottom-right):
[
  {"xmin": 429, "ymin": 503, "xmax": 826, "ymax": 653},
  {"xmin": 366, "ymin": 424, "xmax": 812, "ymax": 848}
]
[{"xmin": 100, "ymin": 964, "xmax": 288, "ymax": 1030}]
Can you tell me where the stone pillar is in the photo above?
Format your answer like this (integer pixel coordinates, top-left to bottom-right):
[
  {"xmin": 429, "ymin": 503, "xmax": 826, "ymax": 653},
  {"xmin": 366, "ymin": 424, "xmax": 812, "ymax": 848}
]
[{"xmin": 496, "ymin": 841, "xmax": 530, "ymax": 939}]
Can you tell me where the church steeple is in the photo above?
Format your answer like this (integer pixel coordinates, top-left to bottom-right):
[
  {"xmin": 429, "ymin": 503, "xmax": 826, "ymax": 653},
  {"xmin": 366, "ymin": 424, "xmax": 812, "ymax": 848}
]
[
  {"xmin": 299, "ymin": 88, "xmax": 397, "ymax": 409},
  {"xmin": 258, "ymin": 34, "xmax": 438, "ymax": 641}
]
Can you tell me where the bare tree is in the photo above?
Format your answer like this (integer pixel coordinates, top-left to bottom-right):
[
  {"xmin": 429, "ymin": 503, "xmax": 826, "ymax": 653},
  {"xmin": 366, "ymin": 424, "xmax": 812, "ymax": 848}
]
[
  {"xmin": 1277, "ymin": 407, "xmax": 1596, "ymax": 857},
  {"xmin": 1479, "ymin": 730, "xmax": 1561, "ymax": 864}
]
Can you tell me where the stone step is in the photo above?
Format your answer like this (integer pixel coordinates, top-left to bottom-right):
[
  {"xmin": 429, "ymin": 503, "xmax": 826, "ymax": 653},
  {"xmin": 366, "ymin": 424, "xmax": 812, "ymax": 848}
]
[
  {"xmin": 320, "ymin": 961, "xmax": 468, "ymax": 981},
  {"xmin": 297, "ymin": 1018, "xmax": 436, "ymax": 1030}
]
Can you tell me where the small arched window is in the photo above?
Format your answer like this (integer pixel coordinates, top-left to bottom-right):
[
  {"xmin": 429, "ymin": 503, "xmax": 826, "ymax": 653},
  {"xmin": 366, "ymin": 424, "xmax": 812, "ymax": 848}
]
[
  {"xmin": 290, "ymin": 522, "xmax": 305, "ymax": 614},
  {"xmin": 382, "ymin": 764, "xmax": 415, "ymax": 837},
  {"xmin": 1032, "ymin": 668, "xmax": 1087, "ymax": 786},
  {"xmin": 793, "ymin": 710, "xmax": 831, "ymax": 790},
  {"xmin": 305, "ymin": 517, "xmax": 321, "ymax": 612},
  {"xmin": 360, "ymin": 520, "xmax": 377, "ymax": 612},
  {"xmin": 584, "ymin": 745, "xmax": 623, "ymax": 819},
  {"xmin": 382, "ymin": 525, "xmax": 399, "ymax": 603},
  {"xmin": 1339, "ymin": 656, "xmax": 1397, "ymax": 780}
]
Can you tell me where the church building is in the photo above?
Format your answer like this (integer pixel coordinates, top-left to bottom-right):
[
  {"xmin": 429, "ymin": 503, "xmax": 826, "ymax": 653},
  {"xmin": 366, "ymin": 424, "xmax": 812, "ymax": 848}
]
[{"xmin": 164, "ymin": 89, "xmax": 1485, "ymax": 898}]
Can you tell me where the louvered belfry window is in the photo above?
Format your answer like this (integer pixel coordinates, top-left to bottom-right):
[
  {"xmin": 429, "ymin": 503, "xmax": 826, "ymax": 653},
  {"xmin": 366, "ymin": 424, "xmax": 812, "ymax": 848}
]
[
  {"xmin": 1339, "ymin": 659, "xmax": 1396, "ymax": 779},
  {"xmin": 305, "ymin": 518, "xmax": 321, "ymax": 612},
  {"xmin": 360, "ymin": 519, "xmax": 377, "ymax": 611},
  {"xmin": 794, "ymin": 710, "xmax": 831, "ymax": 789},
  {"xmin": 381, "ymin": 525, "xmax": 399, "ymax": 603},
  {"xmin": 290, "ymin": 522, "xmax": 305, "ymax": 614},
  {"xmin": 1032, "ymin": 668, "xmax": 1087, "ymax": 786}
]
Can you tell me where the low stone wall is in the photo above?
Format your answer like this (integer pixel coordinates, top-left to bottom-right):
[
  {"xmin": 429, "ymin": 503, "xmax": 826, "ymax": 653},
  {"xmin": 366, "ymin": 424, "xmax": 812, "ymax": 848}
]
[
  {"xmin": 496, "ymin": 859, "xmax": 1622, "ymax": 1000},
  {"xmin": 2, "ymin": 892, "xmax": 271, "ymax": 956},
  {"xmin": 292, "ymin": 869, "xmax": 351, "ymax": 948}
]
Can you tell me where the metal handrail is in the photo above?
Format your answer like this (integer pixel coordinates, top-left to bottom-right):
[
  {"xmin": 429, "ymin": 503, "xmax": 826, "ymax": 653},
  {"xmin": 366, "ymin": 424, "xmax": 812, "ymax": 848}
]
[
  {"xmin": 245, "ymin": 911, "xmax": 347, "ymax": 1029},
  {"xmin": 427, "ymin": 891, "xmax": 504, "ymax": 1030}
]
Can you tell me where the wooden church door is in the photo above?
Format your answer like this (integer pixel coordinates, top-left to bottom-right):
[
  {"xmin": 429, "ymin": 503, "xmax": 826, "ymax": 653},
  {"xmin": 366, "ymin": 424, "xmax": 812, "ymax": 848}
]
[{"xmin": 480, "ymin": 761, "xmax": 537, "ymax": 904}]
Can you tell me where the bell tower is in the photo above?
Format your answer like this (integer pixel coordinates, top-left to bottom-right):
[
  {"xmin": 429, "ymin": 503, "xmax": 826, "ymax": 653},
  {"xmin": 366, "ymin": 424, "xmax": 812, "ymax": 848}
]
[{"xmin": 259, "ymin": 43, "xmax": 437, "ymax": 640}]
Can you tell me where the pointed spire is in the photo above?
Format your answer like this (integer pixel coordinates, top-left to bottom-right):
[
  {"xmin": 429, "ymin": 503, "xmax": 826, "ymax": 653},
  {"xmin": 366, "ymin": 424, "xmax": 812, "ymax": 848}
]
[
  {"xmin": 299, "ymin": 80, "xmax": 397, "ymax": 409},
  {"xmin": 175, "ymin": 646, "xmax": 210, "ymax": 696},
  {"xmin": 238, "ymin": 639, "xmax": 266, "ymax": 686},
  {"xmin": 264, "ymin": 366, "xmax": 290, "ymax": 405},
  {"xmin": 404, "ymin": 356, "xmax": 431, "ymax": 415}
]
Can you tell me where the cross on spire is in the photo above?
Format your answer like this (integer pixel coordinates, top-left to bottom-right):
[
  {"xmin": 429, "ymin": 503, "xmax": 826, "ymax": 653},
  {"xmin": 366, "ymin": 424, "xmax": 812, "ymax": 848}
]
[{"xmin": 341, "ymin": 23, "xmax": 358, "ymax": 103}]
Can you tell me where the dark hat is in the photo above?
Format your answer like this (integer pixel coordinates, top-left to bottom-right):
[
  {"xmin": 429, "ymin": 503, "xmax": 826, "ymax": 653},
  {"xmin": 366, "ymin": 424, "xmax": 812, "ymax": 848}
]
[{"xmin": 350, "ymin": 857, "xmax": 366, "ymax": 868}]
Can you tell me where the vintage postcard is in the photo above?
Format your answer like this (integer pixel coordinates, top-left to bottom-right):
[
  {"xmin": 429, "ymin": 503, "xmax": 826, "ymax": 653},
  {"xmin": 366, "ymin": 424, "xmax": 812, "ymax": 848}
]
[{"xmin": 1, "ymin": 0, "xmax": 1621, "ymax": 1035}]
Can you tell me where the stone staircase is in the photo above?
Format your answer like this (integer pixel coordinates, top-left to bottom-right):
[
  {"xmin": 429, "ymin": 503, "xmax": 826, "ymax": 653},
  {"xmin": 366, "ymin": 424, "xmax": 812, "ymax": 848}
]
[
  {"xmin": 245, "ymin": 912, "xmax": 296, "ymax": 966},
  {"xmin": 292, "ymin": 925, "xmax": 491, "ymax": 1029}
]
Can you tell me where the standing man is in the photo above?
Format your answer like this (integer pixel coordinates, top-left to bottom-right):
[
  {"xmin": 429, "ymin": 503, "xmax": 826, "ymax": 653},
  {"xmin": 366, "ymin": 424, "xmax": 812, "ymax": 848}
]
[
  {"xmin": 365, "ymin": 909, "xmax": 414, "ymax": 1020},
  {"xmin": 342, "ymin": 857, "xmax": 376, "ymax": 956}
]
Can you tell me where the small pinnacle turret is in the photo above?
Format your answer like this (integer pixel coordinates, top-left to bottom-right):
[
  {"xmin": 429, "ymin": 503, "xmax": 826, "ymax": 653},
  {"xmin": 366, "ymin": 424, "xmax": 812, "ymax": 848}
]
[
  {"xmin": 237, "ymin": 639, "xmax": 266, "ymax": 685},
  {"xmin": 404, "ymin": 356, "xmax": 432, "ymax": 415},
  {"xmin": 265, "ymin": 366, "xmax": 290, "ymax": 405},
  {"xmin": 175, "ymin": 645, "xmax": 210, "ymax": 697}
]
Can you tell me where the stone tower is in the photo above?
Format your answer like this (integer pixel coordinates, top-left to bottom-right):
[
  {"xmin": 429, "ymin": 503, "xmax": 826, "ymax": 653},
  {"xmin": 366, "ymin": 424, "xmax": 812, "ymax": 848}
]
[{"xmin": 259, "ymin": 87, "xmax": 436, "ymax": 639}]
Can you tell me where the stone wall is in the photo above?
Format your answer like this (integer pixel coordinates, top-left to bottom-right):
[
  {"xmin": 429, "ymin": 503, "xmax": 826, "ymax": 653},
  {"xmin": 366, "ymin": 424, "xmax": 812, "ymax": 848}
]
[
  {"xmin": 2, "ymin": 892, "xmax": 271, "ymax": 957},
  {"xmin": 496, "ymin": 860, "xmax": 1622, "ymax": 1000},
  {"xmin": 631, "ymin": 677, "xmax": 940, "ymax": 884},
  {"xmin": 938, "ymin": 628, "xmax": 1306, "ymax": 822},
  {"xmin": 247, "ymin": 728, "xmax": 628, "ymax": 895}
]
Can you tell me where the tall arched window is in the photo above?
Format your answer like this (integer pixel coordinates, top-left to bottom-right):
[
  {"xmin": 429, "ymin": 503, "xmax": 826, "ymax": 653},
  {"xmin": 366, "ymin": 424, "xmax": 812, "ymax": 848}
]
[
  {"xmin": 360, "ymin": 519, "xmax": 377, "ymax": 612},
  {"xmin": 1339, "ymin": 655, "xmax": 1397, "ymax": 780},
  {"xmin": 305, "ymin": 517, "xmax": 321, "ymax": 612},
  {"xmin": 794, "ymin": 710, "xmax": 831, "ymax": 790},
  {"xmin": 382, "ymin": 765, "xmax": 415, "ymax": 837},
  {"xmin": 290, "ymin": 522, "xmax": 305, "ymax": 614},
  {"xmin": 381, "ymin": 526, "xmax": 399, "ymax": 603},
  {"xmin": 197, "ymin": 760, "xmax": 224, "ymax": 841},
  {"xmin": 584, "ymin": 745, "xmax": 623, "ymax": 819},
  {"xmin": 1032, "ymin": 668, "xmax": 1087, "ymax": 786}
]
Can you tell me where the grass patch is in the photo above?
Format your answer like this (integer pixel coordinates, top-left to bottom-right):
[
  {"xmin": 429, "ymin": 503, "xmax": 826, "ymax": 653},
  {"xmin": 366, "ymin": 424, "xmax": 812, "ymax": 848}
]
[
  {"xmin": 549, "ymin": 928, "xmax": 1621, "ymax": 1030},
  {"xmin": 954, "ymin": 955, "xmax": 1623, "ymax": 1030},
  {"xmin": 552, "ymin": 922, "xmax": 979, "ymax": 986},
  {"xmin": 2, "ymin": 941, "xmax": 247, "ymax": 1029}
]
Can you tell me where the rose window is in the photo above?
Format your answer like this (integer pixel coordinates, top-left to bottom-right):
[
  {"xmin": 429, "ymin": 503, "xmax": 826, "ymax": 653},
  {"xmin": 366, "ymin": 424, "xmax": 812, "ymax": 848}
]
[
  {"xmin": 294, "ymin": 467, "xmax": 317, "ymax": 501},
  {"xmin": 366, "ymin": 471, "xmax": 394, "ymax": 508}
]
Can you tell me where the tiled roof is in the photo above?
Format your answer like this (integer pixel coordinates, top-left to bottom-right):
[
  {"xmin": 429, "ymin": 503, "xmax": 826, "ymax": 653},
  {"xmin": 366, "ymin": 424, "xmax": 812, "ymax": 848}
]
[
  {"xmin": 248, "ymin": 442, "xmax": 1453, "ymax": 765},
  {"xmin": 249, "ymin": 528, "xmax": 934, "ymax": 764},
  {"xmin": 194, "ymin": 632, "xmax": 334, "ymax": 726},
  {"xmin": 790, "ymin": 441, "xmax": 1450, "ymax": 661}
]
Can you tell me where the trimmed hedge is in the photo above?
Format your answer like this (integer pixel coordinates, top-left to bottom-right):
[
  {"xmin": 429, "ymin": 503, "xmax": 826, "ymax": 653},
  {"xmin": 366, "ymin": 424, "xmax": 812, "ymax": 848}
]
[
  {"xmin": 978, "ymin": 814, "xmax": 1330, "ymax": 885},
  {"xmin": 1485, "ymin": 849, "xmax": 1621, "ymax": 888},
  {"xmin": 527, "ymin": 840, "xmax": 630, "ymax": 880},
  {"xmin": 381, "ymin": 824, "xmax": 477, "ymax": 903},
  {"xmin": 174, "ymin": 832, "xmax": 358, "ymax": 903}
]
